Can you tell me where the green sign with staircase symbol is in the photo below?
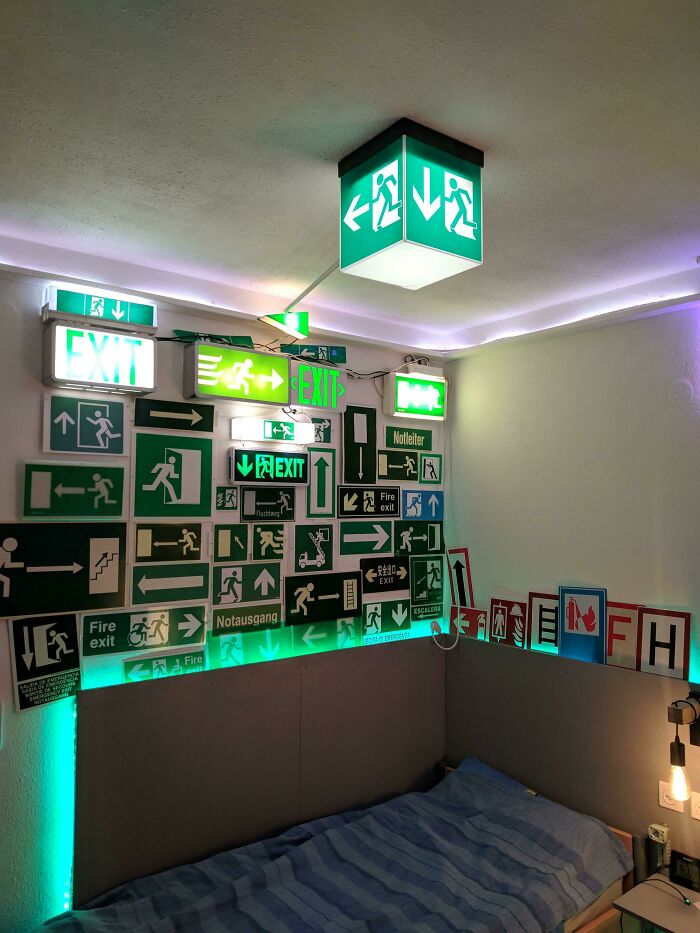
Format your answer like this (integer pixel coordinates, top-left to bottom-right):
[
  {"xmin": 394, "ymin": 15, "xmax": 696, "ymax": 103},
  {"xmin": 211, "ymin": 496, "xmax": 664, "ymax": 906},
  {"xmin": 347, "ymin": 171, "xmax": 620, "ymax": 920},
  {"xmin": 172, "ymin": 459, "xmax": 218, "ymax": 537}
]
[
  {"xmin": 82, "ymin": 604, "xmax": 206, "ymax": 656},
  {"xmin": 231, "ymin": 448, "xmax": 308, "ymax": 484},
  {"xmin": 214, "ymin": 524, "xmax": 249, "ymax": 562},
  {"xmin": 131, "ymin": 563, "xmax": 210, "ymax": 606},
  {"xmin": 124, "ymin": 649, "xmax": 205, "ymax": 683},
  {"xmin": 0, "ymin": 521, "xmax": 126, "ymax": 617},
  {"xmin": 294, "ymin": 524, "xmax": 333, "ymax": 572},
  {"xmin": 212, "ymin": 562, "xmax": 281, "ymax": 606},
  {"xmin": 187, "ymin": 343, "xmax": 290, "ymax": 404},
  {"xmin": 23, "ymin": 463, "xmax": 124, "ymax": 519},
  {"xmin": 339, "ymin": 521, "xmax": 393, "ymax": 556},
  {"xmin": 339, "ymin": 121, "xmax": 483, "ymax": 290},
  {"xmin": 46, "ymin": 395, "xmax": 125, "ymax": 455},
  {"xmin": 410, "ymin": 555, "xmax": 444, "ymax": 620},
  {"xmin": 133, "ymin": 433, "xmax": 212, "ymax": 518}
]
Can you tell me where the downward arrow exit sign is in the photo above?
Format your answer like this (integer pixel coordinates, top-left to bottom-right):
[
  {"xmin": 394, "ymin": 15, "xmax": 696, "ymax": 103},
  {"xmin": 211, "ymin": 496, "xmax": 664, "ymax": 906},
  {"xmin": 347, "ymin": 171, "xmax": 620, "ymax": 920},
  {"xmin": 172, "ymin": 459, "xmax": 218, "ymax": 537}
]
[{"xmin": 339, "ymin": 119, "xmax": 483, "ymax": 290}]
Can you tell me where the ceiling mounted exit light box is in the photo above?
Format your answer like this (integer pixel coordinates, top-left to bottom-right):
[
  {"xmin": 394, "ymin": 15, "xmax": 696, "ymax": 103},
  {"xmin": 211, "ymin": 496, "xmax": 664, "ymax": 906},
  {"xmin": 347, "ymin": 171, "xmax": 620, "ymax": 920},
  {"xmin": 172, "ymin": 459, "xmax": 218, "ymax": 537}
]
[{"xmin": 339, "ymin": 119, "xmax": 483, "ymax": 289}]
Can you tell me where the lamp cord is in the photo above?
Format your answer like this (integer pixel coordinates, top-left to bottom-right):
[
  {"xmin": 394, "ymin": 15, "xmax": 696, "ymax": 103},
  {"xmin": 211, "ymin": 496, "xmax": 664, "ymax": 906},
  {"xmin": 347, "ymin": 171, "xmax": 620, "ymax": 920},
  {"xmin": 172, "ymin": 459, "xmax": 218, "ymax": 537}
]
[{"xmin": 641, "ymin": 877, "xmax": 692, "ymax": 905}]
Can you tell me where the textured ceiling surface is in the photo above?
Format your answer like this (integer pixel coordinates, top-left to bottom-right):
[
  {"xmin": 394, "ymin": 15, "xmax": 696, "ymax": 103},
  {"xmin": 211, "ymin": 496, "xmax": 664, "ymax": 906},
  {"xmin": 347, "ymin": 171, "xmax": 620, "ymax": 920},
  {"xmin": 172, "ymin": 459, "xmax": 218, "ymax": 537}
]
[{"xmin": 1, "ymin": 1, "xmax": 699, "ymax": 349}]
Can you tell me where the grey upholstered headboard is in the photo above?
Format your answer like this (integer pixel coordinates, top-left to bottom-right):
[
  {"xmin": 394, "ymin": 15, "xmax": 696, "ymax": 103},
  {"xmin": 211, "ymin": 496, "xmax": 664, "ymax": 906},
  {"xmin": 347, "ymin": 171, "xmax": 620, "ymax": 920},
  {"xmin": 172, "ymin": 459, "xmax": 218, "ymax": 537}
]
[{"xmin": 74, "ymin": 638, "xmax": 446, "ymax": 905}]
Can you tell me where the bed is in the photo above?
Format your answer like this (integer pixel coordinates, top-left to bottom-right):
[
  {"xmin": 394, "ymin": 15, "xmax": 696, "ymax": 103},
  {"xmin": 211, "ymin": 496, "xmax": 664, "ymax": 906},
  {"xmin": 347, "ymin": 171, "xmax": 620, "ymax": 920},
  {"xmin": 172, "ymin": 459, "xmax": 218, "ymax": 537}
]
[{"xmin": 41, "ymin": 758, "xmax": 633, "ymax": 932}]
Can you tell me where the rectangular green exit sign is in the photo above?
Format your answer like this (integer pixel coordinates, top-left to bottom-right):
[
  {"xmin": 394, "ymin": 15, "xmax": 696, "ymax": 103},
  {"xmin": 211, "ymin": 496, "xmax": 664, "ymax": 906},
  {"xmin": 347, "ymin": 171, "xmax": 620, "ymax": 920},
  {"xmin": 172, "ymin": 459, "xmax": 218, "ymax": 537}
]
[
  {"xmin": 230, "ymin": 448, "xmax": 309, "ymax": 484},
  {"xmin": 44, "ymin": 322, "xmax": 156, "ymax": 393},
  {"xmin": 44, "ymin": 285, "xmax": 156, "ymax": 330},
  {"xmin": 339, "ymin": 119, "xmax": 483, "ymax": 290},
  {"xmin": 185, "ymin": 342, "xmax": 290, "ymax": 404},
  {"xmin": 384, "ymin": 370, "xmax": 447, "ymax": 421}
]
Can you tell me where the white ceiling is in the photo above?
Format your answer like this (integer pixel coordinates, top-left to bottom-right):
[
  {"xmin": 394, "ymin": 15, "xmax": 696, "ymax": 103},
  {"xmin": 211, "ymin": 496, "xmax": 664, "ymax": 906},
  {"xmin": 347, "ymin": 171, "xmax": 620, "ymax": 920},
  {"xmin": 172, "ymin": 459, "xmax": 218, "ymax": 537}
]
[{"xmin": 1, "ymin": 1, "xmax": 699, "ymax": 352}]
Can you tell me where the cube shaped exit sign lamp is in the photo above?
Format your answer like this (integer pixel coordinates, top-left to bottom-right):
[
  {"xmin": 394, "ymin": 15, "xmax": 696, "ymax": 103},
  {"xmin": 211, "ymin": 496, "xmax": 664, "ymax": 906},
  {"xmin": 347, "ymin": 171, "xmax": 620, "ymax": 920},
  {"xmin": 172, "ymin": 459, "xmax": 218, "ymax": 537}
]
[{"xmin": 339, "ymin": 119, "xmax": 484, "ymax": 290}]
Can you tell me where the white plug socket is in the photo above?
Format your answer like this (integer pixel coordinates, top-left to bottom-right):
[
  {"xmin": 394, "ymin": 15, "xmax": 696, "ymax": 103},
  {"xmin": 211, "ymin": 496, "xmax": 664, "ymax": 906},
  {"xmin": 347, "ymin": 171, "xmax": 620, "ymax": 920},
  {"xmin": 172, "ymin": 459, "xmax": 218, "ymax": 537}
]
[{"xmin": 659, "ymin": 780, "xmax": 684, "ymax": 813}]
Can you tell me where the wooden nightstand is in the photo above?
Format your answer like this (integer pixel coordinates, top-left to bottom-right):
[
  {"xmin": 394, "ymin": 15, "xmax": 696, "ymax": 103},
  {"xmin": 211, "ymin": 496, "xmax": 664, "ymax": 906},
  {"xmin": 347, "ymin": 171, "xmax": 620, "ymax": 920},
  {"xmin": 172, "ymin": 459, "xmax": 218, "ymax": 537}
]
[{"xmin": 614, "ymin": 873, "xmax": 700, "ymax": 932}]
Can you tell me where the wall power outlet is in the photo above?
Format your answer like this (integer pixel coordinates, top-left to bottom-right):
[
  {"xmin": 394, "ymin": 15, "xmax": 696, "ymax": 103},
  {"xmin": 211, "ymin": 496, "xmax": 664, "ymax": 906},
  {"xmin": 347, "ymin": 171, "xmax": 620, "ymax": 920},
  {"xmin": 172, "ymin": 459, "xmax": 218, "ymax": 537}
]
[
  {"xmin": 691, "ymin": 792, "xmax": 700, "ymax": 820},
  {"xmin": 659, "ymin": 780, "xmax": 684, "ymax": 813}
]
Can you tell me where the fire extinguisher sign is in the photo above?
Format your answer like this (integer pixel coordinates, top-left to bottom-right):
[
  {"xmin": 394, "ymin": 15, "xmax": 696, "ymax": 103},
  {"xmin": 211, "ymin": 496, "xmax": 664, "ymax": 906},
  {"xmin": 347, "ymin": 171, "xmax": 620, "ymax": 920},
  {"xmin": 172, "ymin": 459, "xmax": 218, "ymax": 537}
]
[{"xmin": 558, "ymin": 586, "xmax": 607, "ymax": 664}]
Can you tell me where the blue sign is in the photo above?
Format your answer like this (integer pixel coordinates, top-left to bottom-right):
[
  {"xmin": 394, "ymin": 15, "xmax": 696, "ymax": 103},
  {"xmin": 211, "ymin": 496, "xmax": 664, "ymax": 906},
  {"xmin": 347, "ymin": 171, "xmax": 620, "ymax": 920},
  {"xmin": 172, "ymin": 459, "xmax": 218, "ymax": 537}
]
[
  {"xmin": 558, "ymin": 586, "xmax": 607, "ymax": 664},
  {"xmin": 401, "ymin": 489, "xmax": 444, "ymax": 521}
]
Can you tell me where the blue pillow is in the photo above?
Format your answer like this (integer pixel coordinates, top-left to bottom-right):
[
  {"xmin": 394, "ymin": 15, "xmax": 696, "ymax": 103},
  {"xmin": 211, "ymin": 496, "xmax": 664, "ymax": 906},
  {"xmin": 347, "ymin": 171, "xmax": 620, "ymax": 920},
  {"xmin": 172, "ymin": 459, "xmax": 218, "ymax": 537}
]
[{"xmin": 456, "ymin": 756, "xmax": 526, "ymax": 791}]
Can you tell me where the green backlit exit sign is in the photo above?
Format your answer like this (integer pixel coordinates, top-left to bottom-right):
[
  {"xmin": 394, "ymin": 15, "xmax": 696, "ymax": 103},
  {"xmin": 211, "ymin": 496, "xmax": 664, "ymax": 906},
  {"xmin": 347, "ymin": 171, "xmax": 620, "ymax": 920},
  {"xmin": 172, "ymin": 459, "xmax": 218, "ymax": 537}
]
[
  {"xmin": 43, "ymin": 285, "xmax": 156, "ymax": 331},
  {"xmin": 230, "ymin": 448, "xmax": 309, "ymax": 484},
  {"xmin": 384, "ymin": 370, "xmax": 446, "ymax": 421},
  {"xmin": 44, "ymin": 322, "xmax": 156, "ymax": 393},
  {"xmin": 339, "ymin": 119, "xmax": 483, "ymax": 290},
  {"xmin": 291, "ymin": 362, "xmax": 347, "ymax": 411},
  {"xmin": 185, "ymin": 342, "xmax": 290, "ymax": 405}
]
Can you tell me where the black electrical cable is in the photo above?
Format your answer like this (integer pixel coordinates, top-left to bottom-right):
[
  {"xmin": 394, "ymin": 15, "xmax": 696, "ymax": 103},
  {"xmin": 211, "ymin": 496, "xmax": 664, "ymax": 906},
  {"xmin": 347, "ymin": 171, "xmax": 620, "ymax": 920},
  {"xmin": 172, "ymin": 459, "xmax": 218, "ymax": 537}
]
[{"xmin": 642, "ymin": 877, "xmax": 692, "ymax": 905}]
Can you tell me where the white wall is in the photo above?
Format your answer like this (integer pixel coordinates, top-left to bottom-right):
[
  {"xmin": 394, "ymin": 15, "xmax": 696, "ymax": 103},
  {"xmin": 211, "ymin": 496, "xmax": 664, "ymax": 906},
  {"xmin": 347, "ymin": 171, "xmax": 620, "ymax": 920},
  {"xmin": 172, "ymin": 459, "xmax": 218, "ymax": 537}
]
[
  {"xmin": 444, "ymin": 307, "xmax": 700, "ymax": 837},
  {"xmin": 0, "ymin": 272, "xmax": 439, "ymax": 932}
]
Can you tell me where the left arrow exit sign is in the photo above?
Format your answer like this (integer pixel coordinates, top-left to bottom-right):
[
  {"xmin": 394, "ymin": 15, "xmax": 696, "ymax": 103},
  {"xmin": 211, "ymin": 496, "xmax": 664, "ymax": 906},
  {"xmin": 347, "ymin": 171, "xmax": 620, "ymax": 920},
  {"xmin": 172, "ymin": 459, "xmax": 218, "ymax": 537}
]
[{"xmin": 339, "ymin": 118, "xmax": 483, "ymax": 290}]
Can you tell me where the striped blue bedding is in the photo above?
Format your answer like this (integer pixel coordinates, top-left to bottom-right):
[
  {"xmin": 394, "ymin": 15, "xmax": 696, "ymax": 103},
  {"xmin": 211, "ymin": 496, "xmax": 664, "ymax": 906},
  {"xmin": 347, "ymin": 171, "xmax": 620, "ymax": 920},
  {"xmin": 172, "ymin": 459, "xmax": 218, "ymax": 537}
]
[{"xmin": 42, "ymin": 766, "xmax": 632, "ymax": 932}]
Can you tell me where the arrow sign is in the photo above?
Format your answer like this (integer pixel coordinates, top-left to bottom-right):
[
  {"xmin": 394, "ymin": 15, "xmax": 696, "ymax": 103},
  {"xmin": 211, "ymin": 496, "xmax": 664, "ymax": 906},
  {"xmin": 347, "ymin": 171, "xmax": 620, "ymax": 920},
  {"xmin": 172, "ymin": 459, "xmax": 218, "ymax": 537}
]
[
  {"xmin": 138, "ymin": 573, "xmax": 204, "ymax": 595},
  {"xmin": 391, "ymin": 604, "xmax": 408, "ymax": 627},
  {"xmin": 237, "ymin": 454, "xmax": 254, "ymax": 476},
  {"xmin": 302, "ymin": 625, "xmax": 326, "ymax": 647},
  {"xmin": 24, "ymin": 463, "xmax": 125, "ymax": 519},
  {"xmin": 412, "ymin": 166, "xmax": 441, "ymax": 220},
  {"xmin": 26, "ymin": 562, "xmax": 82, "ymax": 574},
  {"xmin": 53, "ymin": 411, "xmax": 75, "ymax": 434},
  {"xmin": 255, "ymin": 568, "xmax": 275, "ymax": 596},
  {"xmin": 127, "ymin": 662, "xmax": 149, "ymax": 682},
  {"xmin": 134, "ymin": 398, "xmax": 215, "ymax": 433},
  {"xmin": 22, "ymin": 626, "xmax": 33, "ymax": 670},
  {"xmin": 447, "ymin": 547, "xmax": 475, "ymax": 608},
  {"xmin": 131, "ymin": 563, "xmax": 210, "ymax": 605},
  {"xmin": 339, "ymin": 522, "xmax": 391, "ymax": 554},
  {"xmin": 178, "ymin": 613, "xmax": 202, "ymax": 639},
  {"xmin": 259, "ymin": 629, "xmax": 280, "ymax": 661},
  {"xmin": 151, "ymin": 408, "xmax": 202, "ymax": 425},
  {"xmin": 54, "ymin": 484, "xmax": 85, "ymax": 496},
  {"xmin": 343, "ymin": 194, "xmax": 370, "ymax": 231},
  {"xmin": 342, "ymin": 406, "xmax": 376, "ymax": 484}
]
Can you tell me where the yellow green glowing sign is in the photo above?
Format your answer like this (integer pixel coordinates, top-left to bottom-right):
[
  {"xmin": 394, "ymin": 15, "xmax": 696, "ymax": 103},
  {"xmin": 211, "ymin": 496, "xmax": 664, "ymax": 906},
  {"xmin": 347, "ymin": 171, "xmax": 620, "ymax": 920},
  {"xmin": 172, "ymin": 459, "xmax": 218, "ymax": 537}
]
[
  {"xmin": 186, "ymin": 342, "xmax": 289, "ymax": 404},
  {"xmin": 384, "ymin": 371, "xmax": 446, "ymax": 421},
  {"xmin": 45, "ymin": 322, "xmax": 156, "ymax": 393}
]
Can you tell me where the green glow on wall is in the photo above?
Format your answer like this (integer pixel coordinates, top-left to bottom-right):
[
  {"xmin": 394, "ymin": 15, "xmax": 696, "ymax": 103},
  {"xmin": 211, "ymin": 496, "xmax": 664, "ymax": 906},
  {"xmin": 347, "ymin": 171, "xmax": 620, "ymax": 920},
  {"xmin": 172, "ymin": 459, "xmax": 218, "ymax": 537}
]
[{"xmin": 46, "ymin": 697, "xmax": 77, "ymax": 915}]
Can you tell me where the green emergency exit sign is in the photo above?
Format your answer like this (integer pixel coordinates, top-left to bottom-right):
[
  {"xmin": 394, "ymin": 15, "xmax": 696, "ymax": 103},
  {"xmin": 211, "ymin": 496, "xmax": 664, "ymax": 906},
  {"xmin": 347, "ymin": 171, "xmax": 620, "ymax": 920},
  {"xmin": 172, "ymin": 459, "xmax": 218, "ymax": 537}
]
[
  {"xmin": 185, "ymin": 342, "xmax": 290, "ymax": 404},
  {"xmin": 230, "ymin": 448, "xmax": 309, "ymax": 484},
  {"xmin": 44, "ymin": 285, "xmax": 156, "ymax": 329},
  {"xmin": 339, "ymin": 119, "xmax": 483, "ymax": 290},
  {"xmin": 384, "ymin": 371, "xmax": 447, "ymax": 421}
]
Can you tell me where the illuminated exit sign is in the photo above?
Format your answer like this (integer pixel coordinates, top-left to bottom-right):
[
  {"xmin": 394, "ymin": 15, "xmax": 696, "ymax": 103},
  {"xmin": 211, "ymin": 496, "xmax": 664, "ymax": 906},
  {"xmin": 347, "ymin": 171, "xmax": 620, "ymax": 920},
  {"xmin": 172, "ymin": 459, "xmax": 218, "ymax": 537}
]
[
  {"xmin": 185, "ymin": 343, "xmax": 290, "ymax": 405},
  {"xmin": 43, "ymin": 285, "xmax": 156, "ymax": 331},
  {"xmin": 44, "ymin": 322, "xmax": 156, "ymax": 393},
  {"xmin": 339, "ymin": 118, "xmax": 483, "ymax": 290},
  {"xmin": 230, "ymin": 448, "xmax": 309, "ymax": 484},
  {"xmin": 230, "ymin": 417, "xmax": 315, "ymax": 445},
  {"xmin": 384, "ymin": 370, "xmax": 447, "ymax": 421},
  {"xmin": 291, "ymin": 362, "xmax": 347, "ymax": 411}
]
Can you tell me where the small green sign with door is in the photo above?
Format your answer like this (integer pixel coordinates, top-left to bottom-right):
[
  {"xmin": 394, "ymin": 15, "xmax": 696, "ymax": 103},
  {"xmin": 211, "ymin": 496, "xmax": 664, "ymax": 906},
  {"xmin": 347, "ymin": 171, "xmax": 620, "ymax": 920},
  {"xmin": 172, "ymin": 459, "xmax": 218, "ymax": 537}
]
[
  {"xmin": 45, "ymin": 395, "xmax": 125, "ymax": 455},
  {"xmin": 133, "ymin": 433, "xmax": 213, "ymax": 517},
  {"xmin": 45, "ymin": 285, "xmax": 156, "ymax": 328},
  {"xmin": 23, "ymin": 463, "xmax": 124, "ymax": 519}
]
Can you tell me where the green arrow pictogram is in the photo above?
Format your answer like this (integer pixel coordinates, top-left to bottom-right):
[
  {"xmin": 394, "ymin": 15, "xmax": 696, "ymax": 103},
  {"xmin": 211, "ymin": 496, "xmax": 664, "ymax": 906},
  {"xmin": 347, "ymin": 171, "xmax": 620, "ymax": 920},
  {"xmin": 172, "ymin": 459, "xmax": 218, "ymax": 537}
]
[
  {"xmin": 315, "ymin": 455, "xmax": 328, "ymax": 506},
  {"xmin": 237, "ymin": 454, "xmax": 254, "ymax": 477}
]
